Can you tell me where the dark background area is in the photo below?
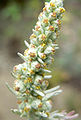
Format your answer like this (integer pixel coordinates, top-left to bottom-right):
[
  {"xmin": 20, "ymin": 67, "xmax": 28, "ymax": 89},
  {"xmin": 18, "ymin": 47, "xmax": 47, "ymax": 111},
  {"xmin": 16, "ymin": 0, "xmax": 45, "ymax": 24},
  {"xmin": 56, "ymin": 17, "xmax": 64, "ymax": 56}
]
[{"xmin": 0, "ymin": 0, "xmax": 81, "ymax": 120}]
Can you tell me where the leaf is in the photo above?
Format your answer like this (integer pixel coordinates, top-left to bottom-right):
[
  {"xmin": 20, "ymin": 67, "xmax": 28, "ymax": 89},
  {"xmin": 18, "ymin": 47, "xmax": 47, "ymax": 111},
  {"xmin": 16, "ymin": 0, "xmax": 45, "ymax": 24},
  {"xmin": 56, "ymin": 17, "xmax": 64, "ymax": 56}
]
[
  {"xmin": 6, "ymin": 82, "xmax": 17, "ymax": 95},
  {"xmin": 11, "ymin": 109, "xmax": 21, "ymax": 115},
  {"xmin": 34, "ymin": 90, "xmax": 45, "ymax": 97},
  {"xmin": 24, "ymin": 40, "xmax": 30, "ymax": 48},
  {"xmin": 43, "ymin": 90, "xmax": 62, "ymax": 100},
  {"xmin": 17, "ymin": 52, "xmax": 25, "ymax": 61},
  {"xmin": 44, "ymin": 86, "xmax": 60, "ymax": 94}
]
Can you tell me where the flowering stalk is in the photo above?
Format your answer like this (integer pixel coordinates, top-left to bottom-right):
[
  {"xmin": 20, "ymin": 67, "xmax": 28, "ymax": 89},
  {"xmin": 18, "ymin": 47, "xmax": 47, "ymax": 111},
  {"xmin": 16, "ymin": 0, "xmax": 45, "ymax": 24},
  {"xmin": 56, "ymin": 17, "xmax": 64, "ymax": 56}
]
[{"xmin": 7, "ymin": 0, "xmax": 78, "ymax": 120}]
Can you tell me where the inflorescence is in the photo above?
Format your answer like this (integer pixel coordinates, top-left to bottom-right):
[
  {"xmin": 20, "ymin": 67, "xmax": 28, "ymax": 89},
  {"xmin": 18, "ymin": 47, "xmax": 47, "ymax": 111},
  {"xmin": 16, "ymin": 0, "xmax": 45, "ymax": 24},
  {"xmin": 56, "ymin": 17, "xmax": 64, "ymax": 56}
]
[{"xmin": 7, "ymin": 0, "xmax": 78, "ymax": 120}]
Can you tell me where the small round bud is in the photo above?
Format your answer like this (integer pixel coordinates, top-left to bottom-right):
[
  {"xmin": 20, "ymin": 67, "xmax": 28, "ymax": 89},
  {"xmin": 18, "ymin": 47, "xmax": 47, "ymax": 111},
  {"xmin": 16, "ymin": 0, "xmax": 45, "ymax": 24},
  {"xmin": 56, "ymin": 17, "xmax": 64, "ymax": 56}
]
[
  {"xmin": 52, "ymin": 48, "xmax": 55, "ymax": 53},
  {"xmin": 51, "ymin": 12, "xmax": 56, "ymax": 17},
  {"xmin": 13, "ymin": 65, "xmax": 17, "ymax": 72},
  {"xmin": 24, "ymin": 99, "xmax": 28, "ymax": 103},
  {"xmin": 17, "ymin": 100, "xmax": 22, "ymax": 104},
  {"xmin": 41, "ymin": 43, "xmax": 46, "ymax": 47},
  {"xmin": 46, "ymin": 112, "xmax": 50, "ymax": 117},
  {"xmin": 43, "ymin": 7, "xmax": 47, "ymax": 11},
  {"xmin": 38, "ymin": 103, "xmax": 42, "ymax": 108},
  {"xmin": 22, "ymin": 67, "xmax": 26, "ymax": 71},
  {"xmin": 60, "ymin": 8, "xmax": 65, "ymax": 13},
  {"xmin": 50, "ymin": 2, "xmax": 55, "ymax": 7},
  {"xmin": 24, "ymin": 49, "xmax": 29, "ymax": 56},
  {"xmin": 41, "ymin": 34, "xmax": 46, "ymax": 41},
  {"xmin": 35, "ymin": 63, "xmax": 41, "ymax": 69},
  {"xmin": 43, "ymin": 19, "xmax": 48, "ymax": 24},
  {"xmin": 35, "ymin": 26, "xmax": 40, "ymax": 31},
  {"xmin": 37, "ymin": 96, "xmax": 42, "ymax": 100},
  {"xmin": 31, "ymin": 44, "xmax": 36, "ymax": 48},
  {"xmin": 15, "ymin": 87, "xmax": 20, "ymax": 91},
  {"xmin": 24, "ymin": 107, "xmax": 30, "ymax": 112},
  {"xmin": 49, "ymin": 25, "xmax": 55, "ymax": 31},
  {"xmin": 41, "ymin": 53, "xmax": 46, "ymax": 59},
  {"xmin": 25, "ymin": 90, "xmax": 30, "ymax": 94},
  {"xmin": 39, "ymin": 12, "xmax": 43, "ymax": 17},
  {"xmin": 30, "ymin": 34, "xmax": 36, "ymax": 39},
  {"xmin": 24, "ymin": 80, "xmax": 28, "ymax": 84},
  {"xmin": 30, "ymin": 52, "xmax": 36, "ymax": 57},
  {"xmin": 36, "ymin": 86, "xmax": 40, "ymax": 90},
  {"xmin": 29, "ymin": 70, "xmax": 35, "ymax": 74}
]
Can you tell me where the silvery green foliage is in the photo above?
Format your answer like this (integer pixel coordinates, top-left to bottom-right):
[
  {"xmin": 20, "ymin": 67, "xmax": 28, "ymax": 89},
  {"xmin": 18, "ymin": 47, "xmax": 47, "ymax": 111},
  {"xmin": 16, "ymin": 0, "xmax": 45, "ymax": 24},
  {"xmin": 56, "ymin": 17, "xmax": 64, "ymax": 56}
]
[{"xmin": 7, "ymin": 0, "xmax": 78, "ymax": 120}]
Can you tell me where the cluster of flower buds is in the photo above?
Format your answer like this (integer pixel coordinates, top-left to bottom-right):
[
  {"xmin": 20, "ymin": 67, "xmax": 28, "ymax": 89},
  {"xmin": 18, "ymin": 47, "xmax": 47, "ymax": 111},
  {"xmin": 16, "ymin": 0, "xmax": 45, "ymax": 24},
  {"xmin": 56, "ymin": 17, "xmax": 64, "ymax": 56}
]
[{"xmin": 7, "ymin": 0, "xmax": 78, "ymax": 120}]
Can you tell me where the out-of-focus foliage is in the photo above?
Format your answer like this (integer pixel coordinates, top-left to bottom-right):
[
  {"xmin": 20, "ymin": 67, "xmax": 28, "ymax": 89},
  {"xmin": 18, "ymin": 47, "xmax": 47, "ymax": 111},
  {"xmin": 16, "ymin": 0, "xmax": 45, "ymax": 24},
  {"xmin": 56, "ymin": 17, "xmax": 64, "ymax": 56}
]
[
  {"xmin": 0, "ymin": 0, "xmax": 42, "ymax": 21},
  {"xmin": 45, "ymin": 0, "xmax": 50, "ymax": 2},
  {"xmin": 0, "ymin": 0, "xmax": 26, "ymax": 9},
  {"xmin": 2, "ymin": 3, "xmax": 21, "ymax": 21}
]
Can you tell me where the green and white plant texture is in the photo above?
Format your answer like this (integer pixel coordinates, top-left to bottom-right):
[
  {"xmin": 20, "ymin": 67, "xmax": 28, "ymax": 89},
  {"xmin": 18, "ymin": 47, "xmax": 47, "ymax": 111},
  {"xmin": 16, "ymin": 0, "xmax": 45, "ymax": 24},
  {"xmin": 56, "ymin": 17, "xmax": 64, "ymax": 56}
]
[{"xmin": 7, "ymin": 0, "xmax": 78, "ymax": 120}]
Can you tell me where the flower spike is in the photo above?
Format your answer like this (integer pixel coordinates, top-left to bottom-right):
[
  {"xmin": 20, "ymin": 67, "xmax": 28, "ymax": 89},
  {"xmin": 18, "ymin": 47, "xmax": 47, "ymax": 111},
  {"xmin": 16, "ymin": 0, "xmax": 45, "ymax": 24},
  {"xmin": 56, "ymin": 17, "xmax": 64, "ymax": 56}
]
[{"xmin": 7, "ymin": 0, "xmax": 78, "ymax": 120}]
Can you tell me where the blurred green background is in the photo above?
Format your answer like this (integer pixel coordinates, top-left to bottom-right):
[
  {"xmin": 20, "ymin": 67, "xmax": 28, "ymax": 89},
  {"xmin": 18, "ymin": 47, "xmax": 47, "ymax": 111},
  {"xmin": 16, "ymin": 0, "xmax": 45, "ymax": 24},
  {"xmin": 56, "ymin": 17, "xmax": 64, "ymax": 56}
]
[{"xmin": 0, "ymin": 0, "xmax": 81, "ymax": 120}]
